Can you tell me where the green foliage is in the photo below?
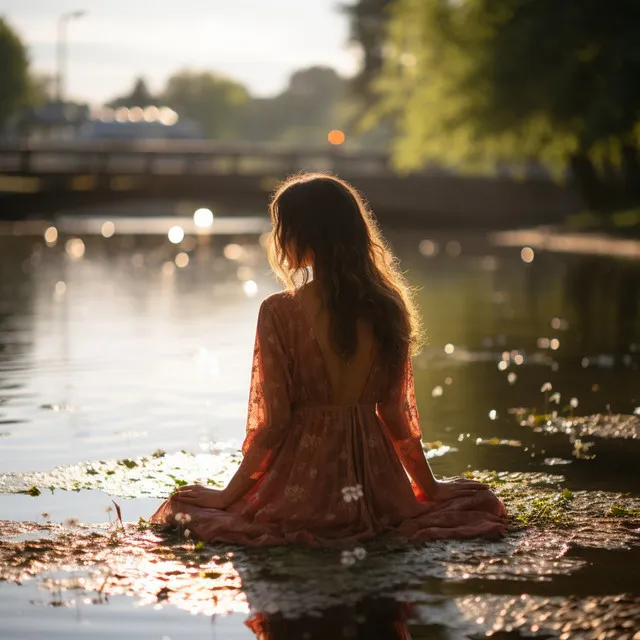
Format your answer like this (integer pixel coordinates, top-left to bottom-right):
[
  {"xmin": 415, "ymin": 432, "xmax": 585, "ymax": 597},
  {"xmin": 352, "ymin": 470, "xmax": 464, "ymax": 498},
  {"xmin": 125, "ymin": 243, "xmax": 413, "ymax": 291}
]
[
  {"xmin": 374, "ymin": 0, "xmax": 640, "ymax": 172},
  {"xmin": 608, "ymin": 504, "xmax": 640, "ymax": 517},
  {"xmin": 161, "ymin": 69, "xmax": 250, "ymax": 139},
  {"xmin": 108, "ymin": 77, "xmax": 156, "ymax": 108},
  {"xmin": 168, "ymin": 474, "xmax": 188, "ymax": 493},
  {"xmin": 342, "ymin": 0, "xmax": 394, "ymax": 96},
  {"xmin": 241, "ymin": 66, "xmax": 349, "ymax": 144},
  {"xmin": 118, "ymin": 459, "xmax": 138, "ymax": 469},
  {"xmin": 26, "ymin": 73, "xmax": 54, "ymax": 107},
  {"xmin": 513, "ymin": 489, "xmax": 574, "ymax": 528},
  {"xmin": 0, "ymin": 18, "xmax": 29, "ymax": 126},
  {"xmin": 24, "ymin": 485, "xmax": 41, "ymax": 497}
]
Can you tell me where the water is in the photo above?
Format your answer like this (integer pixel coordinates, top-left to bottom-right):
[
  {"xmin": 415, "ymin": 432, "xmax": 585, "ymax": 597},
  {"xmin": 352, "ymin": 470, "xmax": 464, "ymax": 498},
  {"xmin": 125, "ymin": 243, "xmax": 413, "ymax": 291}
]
[{"xmin": 1, "ymin": 211, "xmax": 639, "ymax": 638}]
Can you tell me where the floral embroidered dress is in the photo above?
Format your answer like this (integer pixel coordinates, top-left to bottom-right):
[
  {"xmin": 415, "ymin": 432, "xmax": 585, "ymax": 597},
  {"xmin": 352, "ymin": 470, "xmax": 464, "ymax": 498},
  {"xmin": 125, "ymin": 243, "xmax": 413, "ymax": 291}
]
[{"xmin": 150, "ymin": 291, "xmax": 506, "ymax": 545}]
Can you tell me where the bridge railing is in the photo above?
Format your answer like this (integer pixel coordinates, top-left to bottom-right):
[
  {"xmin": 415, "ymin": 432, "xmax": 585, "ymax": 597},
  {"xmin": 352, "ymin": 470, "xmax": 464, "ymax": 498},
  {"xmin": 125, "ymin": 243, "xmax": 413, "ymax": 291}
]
[{"xmin": 0, "ymin": 141, "xmax": 398, "ymax": 178}]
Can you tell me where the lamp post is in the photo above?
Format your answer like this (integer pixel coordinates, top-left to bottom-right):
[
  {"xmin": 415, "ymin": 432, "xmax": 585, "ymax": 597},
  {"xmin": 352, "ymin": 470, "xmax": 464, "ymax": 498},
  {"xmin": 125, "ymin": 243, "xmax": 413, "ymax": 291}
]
[{"xmin": 56, "ymin": 10, "xmax": 86, "ymax": 103}]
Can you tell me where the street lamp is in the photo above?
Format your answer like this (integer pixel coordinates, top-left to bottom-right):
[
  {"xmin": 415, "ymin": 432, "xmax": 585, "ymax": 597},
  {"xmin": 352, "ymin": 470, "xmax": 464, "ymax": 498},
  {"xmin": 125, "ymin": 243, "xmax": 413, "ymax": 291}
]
[{"xmin": 56, "ymin": 10, "xmax": 86, "ymax": 103}]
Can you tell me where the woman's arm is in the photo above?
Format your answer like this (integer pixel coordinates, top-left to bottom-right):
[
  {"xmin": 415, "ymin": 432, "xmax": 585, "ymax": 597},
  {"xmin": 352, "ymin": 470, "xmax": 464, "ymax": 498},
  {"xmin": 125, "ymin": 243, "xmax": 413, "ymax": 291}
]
[
  {"xmin": 176, "ymin": 297, "xmax": 292, "ymax": 509},
  {"xmin": 377, "ymin": 356, "xmax": 487, "ymax": 501}
]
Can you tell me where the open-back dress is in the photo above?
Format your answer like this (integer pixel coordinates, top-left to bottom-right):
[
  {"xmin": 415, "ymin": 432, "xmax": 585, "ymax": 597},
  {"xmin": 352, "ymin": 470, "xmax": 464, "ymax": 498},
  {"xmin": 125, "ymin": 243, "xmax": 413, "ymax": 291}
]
[{"xmin": 150, "ymin": 290, "xmax": 507, "ymax": 545}]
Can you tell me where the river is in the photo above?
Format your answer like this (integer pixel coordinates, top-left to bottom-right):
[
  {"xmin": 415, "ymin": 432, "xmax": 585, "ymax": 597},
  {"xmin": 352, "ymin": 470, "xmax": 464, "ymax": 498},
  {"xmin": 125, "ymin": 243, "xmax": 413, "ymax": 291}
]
[{"xmin": 0, "ymin": 208, "xmax": 639, "ymax": 638}]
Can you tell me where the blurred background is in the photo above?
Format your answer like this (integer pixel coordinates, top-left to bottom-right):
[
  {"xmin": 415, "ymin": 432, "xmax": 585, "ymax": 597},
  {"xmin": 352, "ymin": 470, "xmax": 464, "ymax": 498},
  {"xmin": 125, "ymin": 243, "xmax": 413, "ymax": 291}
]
[
  {"xmin": 0, "ymin": 1, "xmax": 639, "ymax": 636},
  {"xmin": 3, "ymin": 1, "xmax": 640, "ymax": 226}
]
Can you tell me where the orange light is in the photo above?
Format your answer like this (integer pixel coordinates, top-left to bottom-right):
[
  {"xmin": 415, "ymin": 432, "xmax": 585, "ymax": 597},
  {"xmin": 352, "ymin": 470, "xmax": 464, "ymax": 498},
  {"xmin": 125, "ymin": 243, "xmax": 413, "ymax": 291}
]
[{"xmin": 328, "ymin": 129, "xmax": 345, "ymax": 145}]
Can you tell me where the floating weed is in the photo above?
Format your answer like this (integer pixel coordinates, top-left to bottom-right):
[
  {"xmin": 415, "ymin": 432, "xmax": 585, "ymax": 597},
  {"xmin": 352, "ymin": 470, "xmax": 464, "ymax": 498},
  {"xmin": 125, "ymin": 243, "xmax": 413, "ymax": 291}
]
[
  {"xmin": 475, "ymin": 437, "xmax": 522, "ymax": 448},
  {"xmin": 573, "ymin": 438, "xmax": 596, "ymax": 460},
  {"xmin": 512, "ymin": 488, "xmax": 573, "ymax": 528},
  {"xmin": 168, "ymin": 474, "xmax": 188, "ymax": 492},
  {"xmin": 23, "ymin": 486, "xmax": 41, "ymax": 497},
  {"xmin": 0, "ymin": 451, "xmax": 241, "ymax": 499},
  {"xmin": 137, "ymin": 517, "xmax": 149, "ymax": 531},
  {"xmin": 118, "ymin": 459, "xmax": 138, "ymax": 469},
  {"xmin": 608, "ymin": 504, "xmax": 640, "ymax": 518}
]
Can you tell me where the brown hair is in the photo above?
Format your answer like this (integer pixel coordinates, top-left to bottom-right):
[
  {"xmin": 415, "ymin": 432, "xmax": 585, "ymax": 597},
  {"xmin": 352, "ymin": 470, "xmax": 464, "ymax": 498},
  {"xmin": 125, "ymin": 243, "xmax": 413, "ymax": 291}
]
[{"xmin": 268, "ymin": 173, "xmax": 423, "ymax": 372}]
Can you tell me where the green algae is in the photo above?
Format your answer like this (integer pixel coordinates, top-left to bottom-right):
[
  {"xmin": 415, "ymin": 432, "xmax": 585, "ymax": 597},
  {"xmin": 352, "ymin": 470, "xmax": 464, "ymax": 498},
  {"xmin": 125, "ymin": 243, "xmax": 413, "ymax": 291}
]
[{"xmin": 0, "ymin": 443, "xmax": 455, "ymax": 500}]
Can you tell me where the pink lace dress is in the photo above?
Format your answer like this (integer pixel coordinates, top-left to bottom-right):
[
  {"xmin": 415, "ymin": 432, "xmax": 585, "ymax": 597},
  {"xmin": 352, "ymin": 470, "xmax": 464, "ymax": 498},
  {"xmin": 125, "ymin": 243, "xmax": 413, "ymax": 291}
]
[{"xmin": 150, "ymin": 291, "xmax": 506, "ymax": 545}]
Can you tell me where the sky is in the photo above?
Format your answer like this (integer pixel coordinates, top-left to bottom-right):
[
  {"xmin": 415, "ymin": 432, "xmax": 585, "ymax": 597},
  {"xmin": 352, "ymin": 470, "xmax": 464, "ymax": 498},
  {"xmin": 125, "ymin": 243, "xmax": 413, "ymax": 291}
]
[{"xmin": 0, "ymin": 0, "xmax": 360, "ymax": 105}]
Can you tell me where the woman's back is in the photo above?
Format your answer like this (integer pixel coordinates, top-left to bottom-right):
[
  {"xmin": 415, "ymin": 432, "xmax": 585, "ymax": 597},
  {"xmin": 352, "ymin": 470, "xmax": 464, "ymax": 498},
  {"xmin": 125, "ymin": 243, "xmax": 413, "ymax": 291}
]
[{"xmin": 295, "ymin": 281, "xmax": 377, "ymax": 406}]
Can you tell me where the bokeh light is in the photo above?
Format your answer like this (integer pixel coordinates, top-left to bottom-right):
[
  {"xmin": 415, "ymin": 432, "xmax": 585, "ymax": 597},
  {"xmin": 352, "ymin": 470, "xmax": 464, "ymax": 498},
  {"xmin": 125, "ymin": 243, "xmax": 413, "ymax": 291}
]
[
  {"xmin": 168, "ymin": 226, "xmax": 185, "ymax": 244},
  {"xmin": 159, "ymin": 107, "xmax": 179, "ymax": 126},
  {"xmin": 419, "ymin": 239, "xmax": 438, "ymax": 257},
  {"xmin": 101, "ymin": 221, "xmax": 115, "ymax": 238},
  {"xmin": 193, "ymin": 208, "xmax": 214, "ymax": 228},
  {"xmin": 328, "ymin": 129, "xmax": 345, "ymax": 145},
  {"xmin": 224, "ymin": 244, "xmax": 244, "ymax": 260},
  {"xmin": 446, "ymin": 241, "xmax": 462, "ymax": 257},
  {"xmin": 243, "ymin": 280, "xmax": 258, "ymax": 297},
  {"xmin": 175, "ymin": 252, "xmax": 190, "ymax": 268},
  {"xmin": 444, "ymin": 343, "xmax": 455, "ymax": 354},
  {"xmin": 54, "ymin": 281, "xmax": 67, "ymax": 295},
  {"xmin": 44, "ymin": 226, "xmax": 58, "ymax": 246},
  {"xmin": 521, "ymin": 247, "xmax": 535, "ymax": 263},
  {"xmin": 65, "ymin": 238, "xmax": 85, "ymax": 259}
]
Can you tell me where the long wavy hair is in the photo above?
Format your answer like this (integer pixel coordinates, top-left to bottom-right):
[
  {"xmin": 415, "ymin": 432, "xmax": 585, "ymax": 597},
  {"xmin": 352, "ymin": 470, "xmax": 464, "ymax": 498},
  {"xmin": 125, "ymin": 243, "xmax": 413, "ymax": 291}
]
[{"xmin": 268, "ymin": 173, "xmax": 423, "ymax": 372}]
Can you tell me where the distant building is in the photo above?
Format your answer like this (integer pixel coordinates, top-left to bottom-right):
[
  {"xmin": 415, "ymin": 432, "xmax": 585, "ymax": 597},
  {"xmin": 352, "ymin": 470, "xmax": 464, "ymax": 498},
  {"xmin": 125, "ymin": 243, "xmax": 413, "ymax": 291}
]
[
  {"xmin": 77, "ymin": 106, "xmax": 204, "ymax": 140},
  {"xmin": 5, "ymin": 103, "xmax": 203, "ymax": 142}
]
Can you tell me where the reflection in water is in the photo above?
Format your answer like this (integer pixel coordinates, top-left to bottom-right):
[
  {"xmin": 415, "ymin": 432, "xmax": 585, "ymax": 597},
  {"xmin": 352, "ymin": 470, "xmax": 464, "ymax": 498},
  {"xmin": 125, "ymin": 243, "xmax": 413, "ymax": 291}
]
[
  {"xmin": 1, "ymin": 215, "xmax": 640, "ymax": 636},
  {"xmin": 246, "ymin": 599, "xmax": 413, "ymax": 640},
  {"xmin": 0, "ymin": 222, "xmax": 639, "ymax": 482}
]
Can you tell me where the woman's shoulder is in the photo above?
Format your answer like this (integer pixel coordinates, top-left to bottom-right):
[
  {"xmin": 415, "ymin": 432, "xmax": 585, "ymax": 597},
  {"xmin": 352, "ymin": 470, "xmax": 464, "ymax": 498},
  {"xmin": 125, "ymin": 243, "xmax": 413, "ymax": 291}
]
[{"xmin": 260, "ymin": 290, "xmax": 298, "ymax": 313}]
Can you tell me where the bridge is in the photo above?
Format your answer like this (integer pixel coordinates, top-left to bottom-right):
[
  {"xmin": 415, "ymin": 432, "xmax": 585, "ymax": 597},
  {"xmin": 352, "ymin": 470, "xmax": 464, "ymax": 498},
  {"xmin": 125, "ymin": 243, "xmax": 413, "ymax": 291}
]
[{"xmin": 0, "ymin": 141, "xmax": 583, "ymax": 227}]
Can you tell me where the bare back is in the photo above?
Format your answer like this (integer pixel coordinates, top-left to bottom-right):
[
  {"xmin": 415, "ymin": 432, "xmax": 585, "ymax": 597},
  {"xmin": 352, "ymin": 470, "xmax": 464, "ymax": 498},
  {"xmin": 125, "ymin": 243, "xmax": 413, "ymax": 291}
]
[{"xmin": 295, "ymin": 282, "xmax": 376, "ymax": 406}]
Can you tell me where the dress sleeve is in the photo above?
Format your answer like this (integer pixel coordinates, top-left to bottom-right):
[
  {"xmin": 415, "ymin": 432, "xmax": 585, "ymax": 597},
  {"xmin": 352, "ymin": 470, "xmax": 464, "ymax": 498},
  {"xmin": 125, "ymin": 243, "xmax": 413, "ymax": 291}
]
[
  {"xmin": 377, "ymin": 355, "xmax": 426, "ymax": 469},
  {"xmin": 239, "ymin": 297, "xmax": 293, "ymax": 481}
]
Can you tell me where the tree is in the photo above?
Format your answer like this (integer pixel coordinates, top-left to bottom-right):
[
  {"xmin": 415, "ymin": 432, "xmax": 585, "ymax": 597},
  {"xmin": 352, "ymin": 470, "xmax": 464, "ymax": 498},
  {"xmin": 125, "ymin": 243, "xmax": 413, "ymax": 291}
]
[
  {"xmin": 371, "ymin": 0, "xmax": 640, "ymax": 204},
  {"xmin": 0, "ymin": 18, "xmax": 29, "ymax": 127},
  {"xmin": 108, "ymin": 77, "xmax": 157, "ymax": 108},
  {"xmin": 161, "ymin": 70, "xmax": 250, "ymax": 139},
  {"xmin": 26, "ymin": 73, "xmax": 55, "ymax": 107},
  {"xmin": 242, "ymin": 66, "xmax": 349, "ymax": 145},
  {"xmin": 342, "ymin": 0, "xmax": 395, "ymax": 97}
]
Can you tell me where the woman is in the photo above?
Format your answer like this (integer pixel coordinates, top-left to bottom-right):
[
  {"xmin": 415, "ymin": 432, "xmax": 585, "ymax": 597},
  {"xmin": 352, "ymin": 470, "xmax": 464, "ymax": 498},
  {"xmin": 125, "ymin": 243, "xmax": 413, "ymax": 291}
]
[{"xmin": 150, "ymin": 173, "xmax": 507, "ymax": 544}]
